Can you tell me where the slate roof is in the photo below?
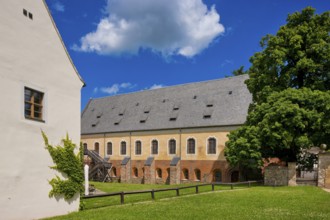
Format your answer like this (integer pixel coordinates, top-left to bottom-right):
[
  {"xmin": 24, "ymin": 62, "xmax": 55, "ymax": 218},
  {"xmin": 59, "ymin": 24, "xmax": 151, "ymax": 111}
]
[{"xmin": 81, "ymin": 75, "xmax": 251, "ymax": 134}]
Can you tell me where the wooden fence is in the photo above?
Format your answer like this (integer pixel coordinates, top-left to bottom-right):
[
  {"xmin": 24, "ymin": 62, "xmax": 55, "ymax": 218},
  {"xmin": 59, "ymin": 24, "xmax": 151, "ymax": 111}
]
[{"xmin": 83, "ymin": 181, "xmax": 262, "ymax": 205}]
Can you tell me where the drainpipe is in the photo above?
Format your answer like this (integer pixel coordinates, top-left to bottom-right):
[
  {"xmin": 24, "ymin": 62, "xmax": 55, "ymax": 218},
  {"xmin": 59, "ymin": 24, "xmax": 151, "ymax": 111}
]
[
  {"xmin": 179, "ymin": 128, "xmax": 182, "ymax": 183},
  {"xmin": 103, "ymin": 133, "xmax": 106, "ymax": 159},
  {"xmin": 130, "ymin": 132, "xmax": 132, "ymax": 183}
]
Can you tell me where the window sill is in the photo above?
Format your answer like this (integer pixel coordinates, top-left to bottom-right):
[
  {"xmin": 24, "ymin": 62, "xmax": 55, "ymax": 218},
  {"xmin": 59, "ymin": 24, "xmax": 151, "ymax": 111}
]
[{"xmin": 25, "ymin": 116, "xmax": 45, "ymax": 123}]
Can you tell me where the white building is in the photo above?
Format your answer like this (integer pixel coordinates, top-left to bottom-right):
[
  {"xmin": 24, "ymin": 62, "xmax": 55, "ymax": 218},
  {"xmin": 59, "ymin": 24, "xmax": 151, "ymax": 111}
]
[{"xmin": 0, "ymin": 1, "xmax": 84, "ymax": 219}]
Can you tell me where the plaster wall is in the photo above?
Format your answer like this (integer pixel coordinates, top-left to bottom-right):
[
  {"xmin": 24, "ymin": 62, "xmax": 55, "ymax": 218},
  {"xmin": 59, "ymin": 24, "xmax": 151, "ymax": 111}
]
[{"xmin": 0, "ymin": 1, "xmax": 83, "ymax": 219}]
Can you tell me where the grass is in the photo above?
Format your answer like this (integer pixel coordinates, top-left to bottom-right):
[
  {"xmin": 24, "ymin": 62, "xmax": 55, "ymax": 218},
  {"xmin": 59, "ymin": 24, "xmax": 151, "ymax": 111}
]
[{"xmin": 43, "ymin": 184, "xmax": 330, "ymax": 220}]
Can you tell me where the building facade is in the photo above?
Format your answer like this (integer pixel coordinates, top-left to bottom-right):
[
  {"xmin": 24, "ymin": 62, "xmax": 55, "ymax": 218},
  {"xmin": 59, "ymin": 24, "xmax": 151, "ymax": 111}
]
[
  {"xmin": 0, "ymin": 1, "xmax": 84, "ymax": 219},
  {"xmin": 82, "ymin": 75, "xmax": 251, "ymax": 184}
]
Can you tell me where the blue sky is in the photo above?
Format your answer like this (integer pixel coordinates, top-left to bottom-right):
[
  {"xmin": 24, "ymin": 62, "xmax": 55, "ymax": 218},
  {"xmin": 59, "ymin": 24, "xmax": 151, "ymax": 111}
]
[{"xmin": 45, "ymin": 0, "xmax": 329, "ymax": 109}]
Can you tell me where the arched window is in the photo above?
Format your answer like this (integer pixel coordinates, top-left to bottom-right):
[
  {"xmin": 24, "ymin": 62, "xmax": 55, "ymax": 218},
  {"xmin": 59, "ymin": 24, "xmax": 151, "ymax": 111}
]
[
  {"xmin": 151, "ymin": 140, "xmax": 158, "ymax": 155},
  {"xmin": 187, "ymin": 138, "xmax": 195, "ymax": 154},
  {"xmin": 112, "ymin": 167, "xmax": 117, "ymax": 177},
  {"xmin": 94, "ymin": 142, "xmax": 99, "ymax": 154},
  {"xmin": 135, "ymin": 141, "xmax": 142, "ymax": 155},
  {"xmin": 213, "ymin": 169, "xmax": 222, "ymax": 182},
  {"xmin": 83, "ymin": 143, "xmax": 87, "ymax": 150},
  {"xmin": 207, "ymin": 138, "xmax": 216, "ymax": 154},
  {"xmin": 156, "ymin": 168, "xmax": 162, "ymax": 178},
  {"xmin": 133, "ymin": 167, "xmax": 138, "ymax": 177},
  {"xmin": 195, "ymin": 169, "xmax": 201, "ymax": 181},
  {"xmin": 107, "ymin": 142, "xmax": 112, "ymax": 155},
  {"xmin": 168, "ymin": 139, "xmax": 176, "ymax": 154},
  {"xmin": 182, "ymin": 168, "xmax": 189, "ymax": 180},
  {"xmin": 121, "ymin": 141, "xmax": 127, "ymax": 155}
]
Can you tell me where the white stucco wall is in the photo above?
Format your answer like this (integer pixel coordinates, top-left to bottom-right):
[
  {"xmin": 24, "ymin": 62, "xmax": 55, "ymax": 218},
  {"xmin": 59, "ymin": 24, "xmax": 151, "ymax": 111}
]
[{"xmin": 0, "ymin": 1, "xmax": 84, "ymax": 219}]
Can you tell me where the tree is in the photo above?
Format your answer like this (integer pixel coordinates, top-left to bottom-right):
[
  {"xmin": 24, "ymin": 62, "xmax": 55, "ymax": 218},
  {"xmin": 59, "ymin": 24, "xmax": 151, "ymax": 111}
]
[
  {"xmin": 232, "ymin": 66, "xmax": 247, "ymax": 76},
  {"xmin": 225, "ymin": 7, "xmax": 330, "ymax": 168},
  {"xmin": 226, "ymin": 88, "xmax": 330, "ymax": 168},
  {"xmin": 246, "ymin": 7, "xmax": 330, "ymax": 104}
]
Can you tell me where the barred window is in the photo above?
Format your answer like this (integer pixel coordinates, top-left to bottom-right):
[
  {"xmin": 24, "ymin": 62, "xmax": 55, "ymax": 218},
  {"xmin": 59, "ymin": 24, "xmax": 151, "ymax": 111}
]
[
  {"xmin": 151, "ymin": 140, "xmax": 158, "ymax": 155},
  {"xmin": 169, "ymin": 139, "xmax": 176, "ymax": 154},
  {"xmin": 187, "ymin": 138, "xmax": 195, "ymax": 154},
  {"xmin": 135, "ymin": 141, "xmax": 142, "ymax": 155},
  {"xmin": 24, "ymin": 87, "xmax": 44, "ymax": 121},
  {"xmin": 156, "ymin": 168, "xmax": 162, "ymax": 178},
  {"xmin": 133, "ymin": 167, "xmax": 138, "ymax": 177},
  {"xmin": 207, "ymin": 138, "xmax": 216, "ymax": 154},
  {"xmin": 195, "ymin": 169, "xmax": 201, "ymax": 181},
  {"xmin": 107, "ymin": 142, "xmax": 112, "ymax": 155},
  {"xmin": 121, "ymin": 141, "xmax": 127, "ymax": 155}
]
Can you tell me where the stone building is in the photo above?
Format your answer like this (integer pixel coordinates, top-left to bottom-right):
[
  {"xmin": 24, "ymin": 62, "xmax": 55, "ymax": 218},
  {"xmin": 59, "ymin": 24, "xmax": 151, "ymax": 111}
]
[
  {"xmin": 0, "ymin": 1, "xmax": 84, "ymax": 219},
  {"xmin": 81, "ymin": 75, "xmax": 251, "ymax": 184}
]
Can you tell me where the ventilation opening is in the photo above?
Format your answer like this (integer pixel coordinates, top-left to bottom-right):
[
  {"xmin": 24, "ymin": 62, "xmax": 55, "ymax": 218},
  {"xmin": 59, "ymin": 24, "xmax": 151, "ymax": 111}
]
[
  {"xmin": 206, "ymin": 104, "xmax": 213, "ymax": 107},
  {"xmin": 203, "ymin": 115, "xmax": 211, "ymax": 119},
  {"xmin": 23, "ymin": 9, "xmax": 27, "ymax": 16},
  {"xmin": 173, "ymin": 107, "xmax": 179, "ymax": 110},
  {"xmin": 114, "ymin": 122, "xmax": 119, "ymax": 125},
  {"xmin": 119, "ymin": 113, "xmax": 124, "ymax": 116},
  {"xmin": 228, "ymin": 91, "xmax": 233, "ymax": 95},
  {"xmin": 144, "ymin": 111, "xmax": 149, "ymax": 114},
  {"xmin": 193, "ymin": 95, "xmax": 197, "ymax": 99},
  {"xmin": 96, "ymin": 115, "xmax": 101, "ymax": 118},
  {"xmin": 140, "ymin": 120, "xmax": 146, "ymax": 123},
  {"xmin": 91, "ymin": 124, "xmax": 96, "ymax": 127},
  {"xmin": 28, "ymin": 12, "xmax": 33, "ymax": 20},
  {"xmin": 169, "ymin": 117, "xmax": 177, "ymax": 121}
]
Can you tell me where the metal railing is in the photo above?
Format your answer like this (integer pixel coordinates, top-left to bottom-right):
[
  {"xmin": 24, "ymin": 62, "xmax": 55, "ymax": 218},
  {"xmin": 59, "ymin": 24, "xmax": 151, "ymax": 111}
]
[{"xmin": 83, "ymin": 180, "xmax": 262, "ymax": 205}]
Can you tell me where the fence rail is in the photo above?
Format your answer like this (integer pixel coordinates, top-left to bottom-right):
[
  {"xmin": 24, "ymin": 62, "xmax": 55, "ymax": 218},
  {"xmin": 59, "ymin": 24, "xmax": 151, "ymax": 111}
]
[{"xmin": 83, "ymin": 180, "xmax": 262, "ymax": 204}]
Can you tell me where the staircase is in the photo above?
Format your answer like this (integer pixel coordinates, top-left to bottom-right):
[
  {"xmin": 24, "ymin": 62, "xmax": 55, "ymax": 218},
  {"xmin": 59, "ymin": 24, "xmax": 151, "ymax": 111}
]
[{"xmin": 84, "ymin": 147, "xmax": 112, "ymax": 182}]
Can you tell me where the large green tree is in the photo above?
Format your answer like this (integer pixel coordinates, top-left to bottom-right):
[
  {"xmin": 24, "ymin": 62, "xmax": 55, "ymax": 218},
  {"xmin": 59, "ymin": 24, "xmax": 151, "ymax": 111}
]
[
  {"xmin": 225, "ymin": 7, "xmax": 330, "ymax": 168},
  {"xmin": 246, "ymin": 7, "xmax": 330, "ymax": 104}
]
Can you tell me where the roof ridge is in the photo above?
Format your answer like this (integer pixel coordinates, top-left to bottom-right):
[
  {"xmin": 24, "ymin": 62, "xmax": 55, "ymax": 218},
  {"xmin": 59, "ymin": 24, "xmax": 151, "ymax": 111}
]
[{"xmin": 90, "ymin": 74, "xmax": 248, "ymax": 101}]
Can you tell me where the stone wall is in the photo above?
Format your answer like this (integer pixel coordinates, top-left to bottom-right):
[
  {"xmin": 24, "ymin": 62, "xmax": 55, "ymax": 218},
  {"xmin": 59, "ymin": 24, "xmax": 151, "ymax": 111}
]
[
  {"xmin": 318, "ymin": 153, "xmax": 330, "ymax": 189},
  {"xmin": 264, "ymin": 162, "xmax": 296, "ymax": 186}
]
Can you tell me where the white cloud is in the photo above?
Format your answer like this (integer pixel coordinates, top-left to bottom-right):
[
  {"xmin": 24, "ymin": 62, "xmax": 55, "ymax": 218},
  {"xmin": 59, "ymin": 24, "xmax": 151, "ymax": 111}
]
[
  {"xmin": 148, "ymin": 84, "xmax": 165, "ymax": 90},
  {"xmin": 93, "ymin": 87, "xmax": 99, "ymax": 93},
  {"xmin": 99, "ymin": 82, "xmax": 136, "ymax": 95},
  {"xmin": 52, "ymin": 1, "xmax": 65, "ymax": 12},
  {"xmin": 73, "ymin": 0, "xmax": 224, "ymax": 58},
  {"xmin": 221, "ymin": 59, "xmax": 234, "ymax": 67}
]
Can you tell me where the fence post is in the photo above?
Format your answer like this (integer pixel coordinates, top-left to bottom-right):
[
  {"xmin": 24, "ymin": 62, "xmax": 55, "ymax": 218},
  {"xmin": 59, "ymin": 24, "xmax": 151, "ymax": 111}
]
[
  {"xmin": 196, "ymin": 185, "xmax": 199, "ymax": 194},
  {"xmin": 151, "ymin": 190, "xmax": 155, "ymax": 200},
  {"xmin": 176, "ymin": 188, "xmax": 180, "ymax": 196},
  {"xmin": 231, "ymin": 184, "xmax": 233, "ymax": 190},
  {"xmin": 120, "ymin": 192, "xmax": 124, "ymax": 204},
  {"xmin": 212, "ymin": 183, "xmax": 214, "ymax": 191},
  {"xmin": 248, "ymin": 181, "xmax": 251, "ymax": 188}
]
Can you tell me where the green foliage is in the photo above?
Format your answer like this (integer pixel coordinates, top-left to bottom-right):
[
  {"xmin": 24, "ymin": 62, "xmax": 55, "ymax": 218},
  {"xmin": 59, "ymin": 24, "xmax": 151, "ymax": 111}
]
[
  {"xmin": 246, "ymin": 7, "xmax": 330, "ymax": 103},
  {"xmin": 226, "ymin": 88, "xmax": 330, "ymax": 166},
  {"xmin": 232, "ymin": 66, "xmax": 247, "ymax": 76},
  {"xmin": 226, "ymin": 7, "xmax": 330, "ymax": 168},
  {"xmin": 42, "ymin": 132, "xmax": 84, "ymax": 201}
]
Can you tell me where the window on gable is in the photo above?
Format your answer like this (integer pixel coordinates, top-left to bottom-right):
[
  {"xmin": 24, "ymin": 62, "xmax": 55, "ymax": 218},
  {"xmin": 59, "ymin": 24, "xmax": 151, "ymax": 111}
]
[
  {"xmin": 169, "ymin": 139, "xmax": 176, "ymax": 154},
  {"xmin": 24, "ymin": 87, "xmax": 44, "ymax": 122},
  {"xmin": 208, "ymin": 138, "xmax": 216, "ymax": 154},
  {"xmin": 151, "ymin": 140, "xmax": 158, "ymax": 155},
  {"xmin": 121, "ymin": 141, "xmax": 127, "ymax": 155},
  {"xmin": 94, "ymin": 142, "xmax": 100, "ymax": 154},
  {"xmin": 135, "ymin": 141, "xmax": 142, "ymax": 155},
  {"xmin": 107, "ymin": 142, "xmax": 112, "ymax": 155},
  {"xmin": 187, "ymin": 138, "xmax": 195, "ymax": 154}
]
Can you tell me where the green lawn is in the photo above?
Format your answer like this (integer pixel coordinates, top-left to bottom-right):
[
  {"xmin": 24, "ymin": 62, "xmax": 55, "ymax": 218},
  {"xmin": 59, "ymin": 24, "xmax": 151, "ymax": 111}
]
[{"xmin": 44, "ymin": 184, "xmax": 330, "ymax": 220}]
